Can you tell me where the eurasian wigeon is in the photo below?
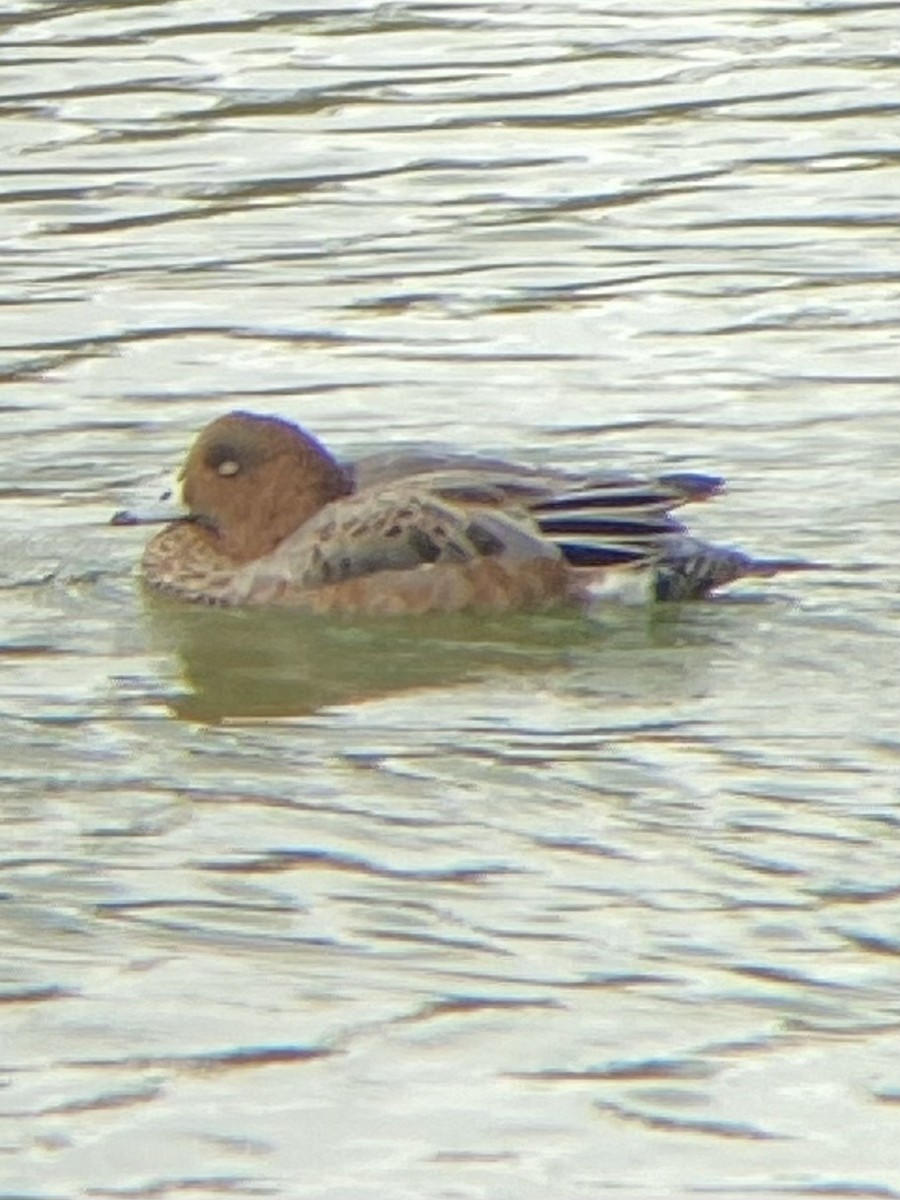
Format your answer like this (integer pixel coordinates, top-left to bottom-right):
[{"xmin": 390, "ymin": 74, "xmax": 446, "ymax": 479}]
[{"xmin": 112, "ymin": 411, "xmax": 811, "ymax": 615}]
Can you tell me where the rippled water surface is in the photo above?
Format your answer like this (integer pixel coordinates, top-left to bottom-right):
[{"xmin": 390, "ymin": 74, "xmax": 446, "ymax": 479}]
[{"xmin": 3, "ymin": 2, "xmax": 900, "ymax": 1197}]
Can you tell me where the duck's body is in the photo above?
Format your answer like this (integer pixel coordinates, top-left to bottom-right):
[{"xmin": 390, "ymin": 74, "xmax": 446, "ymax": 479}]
[{"xmin": 117, "ymin": 412, "xmax": 808, "ymax": 615}]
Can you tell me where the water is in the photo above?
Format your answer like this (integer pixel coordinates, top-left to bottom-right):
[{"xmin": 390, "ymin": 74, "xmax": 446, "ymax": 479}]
[{"xmin": 2, "ymin": 2, "xmax": 900, "ymax": 1197}]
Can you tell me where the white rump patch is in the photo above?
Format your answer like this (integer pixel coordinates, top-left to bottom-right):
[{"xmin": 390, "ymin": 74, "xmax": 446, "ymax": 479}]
[{"xmin": 582, "ymin": 565, "xmax": 655, "ymax": 607}]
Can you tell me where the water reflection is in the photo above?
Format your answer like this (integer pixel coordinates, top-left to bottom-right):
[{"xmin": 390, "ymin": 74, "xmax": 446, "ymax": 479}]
[{"xmin": 145, "ymin": 593, "xmax": 720, "ymax": 721}]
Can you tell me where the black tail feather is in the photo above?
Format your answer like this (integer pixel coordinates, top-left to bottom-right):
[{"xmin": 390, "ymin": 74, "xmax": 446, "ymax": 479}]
[{"xmin": 557, "ymin": 542, "xmax": 651, "ymax": 567}]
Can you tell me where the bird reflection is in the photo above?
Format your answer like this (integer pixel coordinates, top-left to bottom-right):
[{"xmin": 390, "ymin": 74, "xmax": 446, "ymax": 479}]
[{"xmin": 142, "ymin": 597, "xmax": 704, "ymax": 722}]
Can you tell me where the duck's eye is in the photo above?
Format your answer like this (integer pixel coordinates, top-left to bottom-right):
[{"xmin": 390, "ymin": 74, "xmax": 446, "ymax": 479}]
[{"xmin": 217, "ymin": 460, "xmax": 240, "ymax": 477}]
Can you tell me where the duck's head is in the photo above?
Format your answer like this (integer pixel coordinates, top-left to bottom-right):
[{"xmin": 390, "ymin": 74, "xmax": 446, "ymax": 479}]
[{"xmin": 113, "ymin": 411, "xmax": 352, "ymax": 563}]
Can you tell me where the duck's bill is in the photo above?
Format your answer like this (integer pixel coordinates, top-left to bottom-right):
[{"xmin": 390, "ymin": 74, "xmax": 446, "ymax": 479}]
[
  {"xmin": 110, "ymin": 502, "xmax": 184, "ymax": 526},
  {"xmin": 110, "ymin": 505, "xmax": 216, "ymax": 532}
]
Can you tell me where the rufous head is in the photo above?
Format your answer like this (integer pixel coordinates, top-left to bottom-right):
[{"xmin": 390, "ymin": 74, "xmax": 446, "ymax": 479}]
[{"xmin": 176, "ymin": 411, "xmax": 352, "ymax": 562}]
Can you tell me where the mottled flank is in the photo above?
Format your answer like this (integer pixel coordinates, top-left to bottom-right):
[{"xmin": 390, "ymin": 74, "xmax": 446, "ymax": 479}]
[{"xmin": 116, "ymin": 411, "xmax": 814, "ymax": 616}]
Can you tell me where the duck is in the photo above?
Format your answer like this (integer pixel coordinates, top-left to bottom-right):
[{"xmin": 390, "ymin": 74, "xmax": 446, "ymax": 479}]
[{"xmin": 112, "ymin": 411, "xmax": 812, "ymax": 615}]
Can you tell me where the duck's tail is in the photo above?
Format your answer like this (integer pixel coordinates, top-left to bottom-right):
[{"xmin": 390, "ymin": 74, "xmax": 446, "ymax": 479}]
[{"xmin": 655, "ymin": 541, "xmax": 828, "ymax": 602}]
